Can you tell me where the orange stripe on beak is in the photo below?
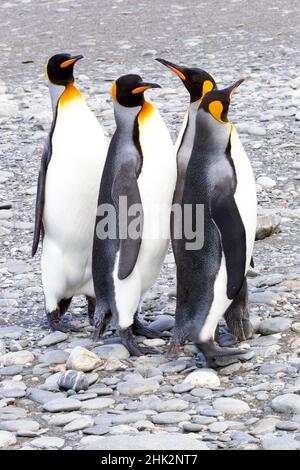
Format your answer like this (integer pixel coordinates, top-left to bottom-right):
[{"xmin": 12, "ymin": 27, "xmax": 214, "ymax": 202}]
[
  {"xmin": 166, "ymin": 65, "xmax": 186, "ymax": 81},
  {"xmin": 132, "ymin": 85, "xmax": 151, "ymax": 94},
  {"xmin": 60, "ymin": 58, "xmax": 78, "ymax": 68}
]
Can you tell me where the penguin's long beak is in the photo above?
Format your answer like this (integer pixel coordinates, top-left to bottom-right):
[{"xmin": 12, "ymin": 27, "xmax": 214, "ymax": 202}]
[
  {"xmin": 155, "ymin": 58, "xmax": 187, "ymax": 81},
  {"xmin": 60, "ymin": 54, "xmax": 84, "ymax": 69},
  {"xmin": 224, "ymin": 78, "xmax": 245, "ymax": 98},
  {"xmin": 132, "ymin": 82, "xmax": 161, "ymax": 94}
]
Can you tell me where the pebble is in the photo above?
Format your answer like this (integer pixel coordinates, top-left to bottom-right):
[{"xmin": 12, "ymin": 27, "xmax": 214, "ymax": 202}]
[
  {"xmin": 40, "ymin": 350, "xmax": 69, "ymax": 365},
  {"xmin": 213, "ymin": 398, "xmax": 250, "ymax": 416},
  {"xmin": 259, "ymin": 318, "xmax": 292, "ymax": 335},
  {"xmin": 66, "ymin": 346, "xmax": 102, "ymax": 372},
  {"xmin": 0, "ymin": 419, "xmax": 40, "ymax": 433},
  {"xmin": 92, "ymin": 344, "xmax": 130, "ymax": 360},
  {"xmin": 64, "ymin": 416, "xmax": 94, "ymax": 432},
  {"xmin": 43, "ymin": 398, "xmax": 82, "ymax": 413},
  {"xmin": 117, "ymin": 379, "xmax": 160, "ymax": 396},
  {"xmin": 148, "ymin": 315, "xmax": 175, "ymax": 332},
  {"xmin": 47, "ymin": 413, "xmax": 82, "ymax": 427},
  {"xmin": 151, "ymin": 411, "xmax": 191, "ymax": 424},
  {"xmin": 257, "ymin": 176, "xmax": 277, "ymax": 189},
  {"xmin": 0, "ymin": 430, "xmax": 17, "ymax": 448},
  {"xmin": 1, "ymin": 351, "xmax": 34, "ymax": 365},
  {"xmin": 275, "ymin": 421, "xmax": 300, "ymax": 431},
  {"xmin": 30, "ymin": 436, "xmax": 65, "ymax": 449},
  {"xmin": 83, "ymin": 425, "xmax": 110, "ymax": 436},
  {"xmin": 183, "ymin": 369, "xmax": 220, "ymax": 388},
  {"xmin": 172, "ymin": 383, "xmax": 194, "ymax": 393},
  {"xmin": 58, "ymin": 370, "xmax": 89, "ymax": 392},
  {"xmin": 140, "ymin": 397, "xmax": 189, "ymax": 412},
  {"xmin": 80, "ymin": 397, "xmax": 115, "ymax": 410},
  {"xmin": 261, "ymin": 436, "xmax": 300, "ymax": 450},
  {"xmin": 250, "ymin": 417, "xmax": 279, "ymax": 435},
  {"xmin": 271, "ymin": 394, "xmax": 300, "ymax": 414},
  {"xmin": 208, "ymin": 421, "xmax": 229, "ymax": 433},
  {"xmin": 182, "ymin": 423, "xmax": 204, "ymax": 433},
  {"xmin": 38, "ymin": 331, "xmax": 68, "ymax": 347},
  {"xmin": 27, "ymin": 388, "xmax": 64, "ymax": 404},
  {"xmin": 79, "ymin": 434, "xmax": 208, "ymax": 450}
]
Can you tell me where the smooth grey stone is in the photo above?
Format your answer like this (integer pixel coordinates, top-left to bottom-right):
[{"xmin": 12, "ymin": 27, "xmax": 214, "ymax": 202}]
[
  {"xmin": 261, "ymin": 436, "xmax": 300, "ymax": 450},
  {"xmin": 172, "ymin": 383, "xmax": 194, "ymax": 393},
  {"xmin": 0, "ymin": 407, "xmax": 27, "ymax": 421},
  {"xmin": 151, "ymin": 412, "xmax": 191, "ymax": 424},
  {"xmin": 38, "ymin": 331, "xmax": 68, "ymax": 347},
  {"xmin": 43, "ymin": 398, "xmax": 82, "ymax": 412},
  {"xmin": 276, "ymin": 421, "xmax": 300, "ymax": 431},
  {"xmin": 249, "ymin": 292, "xmax": 281, "ymax": 305},
  {"xmin": 1, "ymin": 351, "xmax": 34, "ymax": 365},
  {"xmin": 58, "ymin": 370, "xmax": 89, "ymax": 392},
  {"xmin": 79, "ymin": 434, "xmax": 208, "ymax": 450},
  {"xmin": 47, "ymin": 412, "xmax": 82, "ymax": 426},
  {"xmin": 83, "ymin": 425, "xmax": 110, "ymax": 435},
  {"xmin": 75, "ymin": 393, "xmax": 98, "ymax": 401},
  {"xmin": 92, "ymin": 344, "xmax": 130, "ymax": 360},
  {"xmin": 117, "ymin": 379, "xmax": 159, "ymax": 396},
  {"xmin": 250, "ymin": 417, "xmax": 279, "ymax": 435},
  {"xmin": 30, "ymin": 436, "xmax": 65, "ymax": 449},
  {"xmin": 88, "ymin": 385, "xmax": 114, "ymax": 396},
  {"xmin": 160, "ymin": 360, "xmax": 188, "ymax": 374},
  {"xmin": 259, "ymin": 318, "xmax": 292, "ymax": 335},
  {"xmin": 80, "ymin": 397, "xmax": 115, "ymax": 410},
  {"xmin": 259, "ymin": 363, "xmax": 289, "ymax": 375},
  {"xmin": 208, "ymin": 421, "xmax": 229, "ymax": 433},
  {"xmin": 64, "ymin": 416, "xmax": 94, "ymax": 432},
  {"xmin": 231, "ymin": 432, "xmax": 259, "ymax": 443},
  {"xmin": 213, "ymin": 398, "xmax": 250, "ymax": 415},
  {"xmin": 148, "ymin": 315, "xmax": 175, "ymax": 332},
  {"xmin": 27, "ymin": 388, "xmax": 65, "ymax": 405},
  {"xmin": 271, "ymin": 394, "xmax": 300, "ymax": 414},
  {"xmin": 182, "ymin": 423, "xmax": 204, "ymax": 432},
  {"xmin": 111, "ymin": 413, "xmax": 147, "ymax": 425},
  {"xmin": 0, "ymin": 431, "xmax": 16, "ymax": 448},
  {"xmin": 39, "ymin": 350, "xmax": 69, "ymax": 365},
  {"xmin": 0, "ymin": 365, "xmax": 23, "ymax": 376},
  {"xmin": 139, "ymin": 397, "xmax": 189, "ymax": 412},
  {"xmin": 0, "ymin": 419, "xmax": 40, "ymax": 433}
]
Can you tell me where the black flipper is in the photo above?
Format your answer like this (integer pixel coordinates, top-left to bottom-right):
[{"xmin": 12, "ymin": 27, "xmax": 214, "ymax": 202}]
[
  {"xmin": 250, "ymin": 256, "xmax": 254, "ymax": 268},
  {"xmin": 112, "ymin": 162, "xmax": 143, "ymax": 280},
  {"xmin": 211, "ymin": 191, "xmax": 246, "ymax": 299}
]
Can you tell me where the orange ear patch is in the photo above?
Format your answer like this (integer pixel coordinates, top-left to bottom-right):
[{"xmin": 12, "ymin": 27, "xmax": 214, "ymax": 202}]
[
  {"xmin": 208, "ymin": 100, "xmax": 224, "ymax": 123},
  {"xmin": 111, "ymin": 81, "xmax": 118, "ymax": 102},
  {"xmin": 59, "ymin": 84, "xmax": 82, "ymax": 106},
  {"xmin": 202, "ymin": 80, "xmax": 214, "ymax": 97},
  {"xmin": 138, "ymin": 100, "xmax": 155, "ymax": 123}
]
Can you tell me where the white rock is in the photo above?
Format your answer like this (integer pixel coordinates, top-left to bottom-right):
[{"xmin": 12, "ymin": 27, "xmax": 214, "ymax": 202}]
[
  {"xmin": 64, "ymin": 416, "xmax": 94, "ymax": 432},
  {"xmin": 271, "ymin": 394, "xmax": 300, "ymax": 414},
  {"xmin": 66, "ymin": 346, "xmax": 102, "ymax": 372},
  {"xmin": 0, "ymin": 430, "xmax": 17, "ymax": 448},
  {"xmin": 31, "ymin": 436, "xmax": 65, "ymax": 449},
  {"xmin": 1, "ymin": 351, "xmax": 34, "ymax": 365},
  {"xmin": 213, "ymin": 398, "xmax": 250, "ymax": 415},
  {"xmin": 81, "ymin": 397, "xmax": 115, "ymax": 410},
  {"xmin": 183, "ymin": 369, "xmax": 220, "ymax": 388},
  {"xmin": 257, "ymin": 176, "xmax": 276, "ymax": 189}
]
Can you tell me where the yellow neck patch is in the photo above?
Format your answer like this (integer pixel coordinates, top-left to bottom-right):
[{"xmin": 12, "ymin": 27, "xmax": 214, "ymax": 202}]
[
  {"xmin": 202, "ymin": 80, "xmax": 214, "ymax": 98},
  {"xmin": 138, "ymin": 101, "xmax": 154, "ymax": 124},
  {"xmin": 208, "ymin": 100, "xmax": 226, "ymax": 124},
  {"xmin": 111, "ymin": 82, "xmax": 118, "ymax": 103},
  {"xmin": 59, "ymin": 83, "xmax": 82, "ymax": 107}
]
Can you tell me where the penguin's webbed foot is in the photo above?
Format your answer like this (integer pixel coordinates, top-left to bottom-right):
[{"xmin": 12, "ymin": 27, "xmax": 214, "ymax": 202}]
[
  {"xmin": 47, "ymin": 311, "xmax": 81, "ymax": 333},
  {"xmin": 225, "ymin": 314, "xmax": 253, "ymax": 342},
  {"xmin": 132, "ymin": 314, "xmax": 161, "ymax": 339},
  {"xmin": 119, "ymin": 326, "xmax": 160, "ymax": 357},
  {"xmin": 166, "ymin": 339, "xmax": 182, "ymax": 357},
  {"xmin": 197, "ymin": 341, "xmax": 254, "ymax": 369}
]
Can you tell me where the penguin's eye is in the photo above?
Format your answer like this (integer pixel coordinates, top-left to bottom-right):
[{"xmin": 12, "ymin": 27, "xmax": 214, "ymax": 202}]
[{"xmin": 208, "ymin": 100, "xmax": 225, "ymax": 124}]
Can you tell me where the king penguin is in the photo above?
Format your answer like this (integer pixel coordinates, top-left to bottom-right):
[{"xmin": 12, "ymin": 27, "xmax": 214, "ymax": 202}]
[
  {"xmin": 156, "ymin": 58, "xmax": 253, "ymax": 342},
  {"xmin": 92, "ymin": 74, "xmax": 176, "ymax": 355},
  {"xmin": 32, "ymin": 53, "xmax": 108, "ymax": 332},
  {"xmin": 172, "ymin": 80, "xmax": 257, "ymax": 367}
]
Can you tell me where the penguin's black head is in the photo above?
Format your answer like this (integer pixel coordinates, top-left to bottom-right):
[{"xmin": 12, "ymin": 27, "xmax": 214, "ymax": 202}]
[
  {"xmin": 156, "ymin": 58, "xmax": 216, "ymax": 102},
  {"xmin": 200, "ymin": 78, "xmax": 244, "ymax": 124},
  {"xmin": 112, "ymin": 74, "xmax": 161, "ymax": 108},
  {"xmin": 46, "ymin": 53, "xmax": 83, "ymax": 86}
]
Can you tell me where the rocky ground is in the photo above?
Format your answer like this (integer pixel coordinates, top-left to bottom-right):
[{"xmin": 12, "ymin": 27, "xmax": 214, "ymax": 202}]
[{"xmin": 0, "ymin": 0, "xmax": 300, "ymax": 451}]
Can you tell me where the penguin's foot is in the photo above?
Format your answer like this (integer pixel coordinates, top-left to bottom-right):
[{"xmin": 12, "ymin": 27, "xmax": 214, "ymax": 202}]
[
  {"xmin": 197, "ymin": 341, "xmax": 254, "ymax": 369},
  {"xmin": 225, "ymin": 315, "xmax": 253, "ymax": 342},
  {"xmin": 166, "ymin": 339, "xmax": 182, "ymax": 357},
  {"xmin": 47, "ymin": 312, "xmax": 81, "ymax": 333},
  {"xmin": 93, "ymin": 308, "xmax": 112, "ymax": 341},
  {"xmin": 132, "ymin": 315, "xmax": 161, "ymax": 339},
  {"xmin": 86, "ymin": 296, "xmax": 96, "ymax": 326},
  {"xmin": 119, "ymin": 327, "xmax": 160, "ymax": 357}
]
